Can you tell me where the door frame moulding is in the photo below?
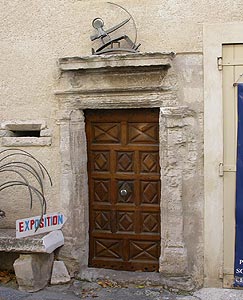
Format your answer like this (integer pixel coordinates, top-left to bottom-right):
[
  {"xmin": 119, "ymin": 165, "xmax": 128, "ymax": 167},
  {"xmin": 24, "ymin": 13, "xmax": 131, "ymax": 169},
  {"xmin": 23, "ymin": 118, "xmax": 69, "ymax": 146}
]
[
  {"xmin": 55, "ymin": 53, "xmax": 193, "ymax": 289},
  {"xmin": 203, "ymin": 22, "xmax": 243, "ymax": 288}
]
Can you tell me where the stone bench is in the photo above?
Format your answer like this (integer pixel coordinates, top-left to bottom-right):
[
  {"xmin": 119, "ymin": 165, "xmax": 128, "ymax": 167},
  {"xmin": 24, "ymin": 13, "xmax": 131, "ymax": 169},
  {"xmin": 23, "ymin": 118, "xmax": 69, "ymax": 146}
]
[{"xmin": 0, "ymin": 229, "xmax": 64, "ymax": 292}]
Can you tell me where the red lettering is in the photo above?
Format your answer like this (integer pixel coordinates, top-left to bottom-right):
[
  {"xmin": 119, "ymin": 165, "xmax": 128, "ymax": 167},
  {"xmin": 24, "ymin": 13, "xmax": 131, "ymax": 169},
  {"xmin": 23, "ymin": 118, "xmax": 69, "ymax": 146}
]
[
  {"xmin": 19, "ymin": 222, "xmax": 24, "ymax": 232},
  {"xmin": 53, "ymin": 216, "xmax": 58, "ymax": 225},
  {"xmin": 47, "ymin": 216, "xmax": 51, "ymax": 226},
  {"xmin": 40, "ymin": 218, "xmax": 44, "ymax": 228},
  {"xmin": 30, "ymin": 219, "xmax": 35, "ymax": 230}
]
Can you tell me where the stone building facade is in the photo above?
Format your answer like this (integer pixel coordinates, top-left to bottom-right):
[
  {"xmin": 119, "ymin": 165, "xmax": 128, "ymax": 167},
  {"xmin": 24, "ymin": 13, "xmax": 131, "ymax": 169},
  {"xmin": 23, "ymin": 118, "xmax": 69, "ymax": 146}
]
[{"xmin": 0, "ymin": 0, "xmax": 242, "ymax": 290}]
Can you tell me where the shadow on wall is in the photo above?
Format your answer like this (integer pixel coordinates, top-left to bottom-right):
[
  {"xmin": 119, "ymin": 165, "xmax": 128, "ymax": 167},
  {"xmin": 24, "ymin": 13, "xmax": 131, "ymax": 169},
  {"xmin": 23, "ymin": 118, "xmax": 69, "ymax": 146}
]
[{"xmin": 0, "ymin": 148, "xmax": 52, "ymax": 228}]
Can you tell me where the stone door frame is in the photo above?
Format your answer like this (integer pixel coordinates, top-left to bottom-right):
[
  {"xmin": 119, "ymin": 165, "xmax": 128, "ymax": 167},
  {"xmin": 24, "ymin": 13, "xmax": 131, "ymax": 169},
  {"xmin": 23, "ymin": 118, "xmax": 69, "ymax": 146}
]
[{"xmin": 56, "ymin": 53, "xmax": 192, "ymax": 284}]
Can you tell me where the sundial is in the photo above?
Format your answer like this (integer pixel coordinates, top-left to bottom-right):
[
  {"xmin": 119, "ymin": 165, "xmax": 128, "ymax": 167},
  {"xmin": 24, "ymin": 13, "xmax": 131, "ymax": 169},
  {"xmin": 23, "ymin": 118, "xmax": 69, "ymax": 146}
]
[{"xmin": 90, "ymin": 2, "xmax": 141, "ymax": 55}]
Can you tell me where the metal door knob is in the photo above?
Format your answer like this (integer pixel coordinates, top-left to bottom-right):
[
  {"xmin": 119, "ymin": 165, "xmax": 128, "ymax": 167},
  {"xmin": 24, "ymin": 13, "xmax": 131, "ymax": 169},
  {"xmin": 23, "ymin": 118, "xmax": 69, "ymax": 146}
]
[{"xmin": 120, "ymin": 189, "xmax": 128, "ymax": 196}]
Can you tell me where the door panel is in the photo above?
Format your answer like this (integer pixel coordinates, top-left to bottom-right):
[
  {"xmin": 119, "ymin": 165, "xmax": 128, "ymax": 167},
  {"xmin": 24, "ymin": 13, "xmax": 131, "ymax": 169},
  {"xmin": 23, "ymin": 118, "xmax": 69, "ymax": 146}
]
[
  {"xmin": 85, "ymin": 109, "xmax": 160, "ymax": 272},
  {"xmin": 223, "ymin": 44, "xmax": 243, "ymax": 287}
]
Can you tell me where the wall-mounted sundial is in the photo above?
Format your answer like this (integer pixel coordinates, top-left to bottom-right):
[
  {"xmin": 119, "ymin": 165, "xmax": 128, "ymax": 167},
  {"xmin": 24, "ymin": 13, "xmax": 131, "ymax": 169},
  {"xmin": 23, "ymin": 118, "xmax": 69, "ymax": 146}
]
[{"xmin": 90, "ymin": 2, "xmax": 141, "ymax": 55}]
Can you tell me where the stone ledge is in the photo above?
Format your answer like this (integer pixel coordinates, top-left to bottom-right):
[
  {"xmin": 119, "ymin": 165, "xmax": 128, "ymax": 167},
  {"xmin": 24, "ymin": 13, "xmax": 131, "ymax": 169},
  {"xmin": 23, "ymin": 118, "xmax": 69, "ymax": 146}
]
[
  {"xmin": 1, "ymin": 120, "xmax": 47, "ymax": 131},
  {"xmin": 1, "ymin": 137, "xmax": 52, "ymax": 147},
  {"xmin": 55, "ymin": 86, "xmax": 173, "ymax": 96},
  {"xmin": 0, "ymin": 229, "xmax": 64, "ymax": 254},
  {"xmin": 58, "ymin": 52, "xmax": 175, "ymax": 71}
]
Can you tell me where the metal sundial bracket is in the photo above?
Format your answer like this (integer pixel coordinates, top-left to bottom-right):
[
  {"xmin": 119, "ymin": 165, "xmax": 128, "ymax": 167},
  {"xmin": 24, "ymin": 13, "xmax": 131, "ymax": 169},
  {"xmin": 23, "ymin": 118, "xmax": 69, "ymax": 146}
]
[{"xmin": 90, "ymin": 2, "xmax": 141, "ymax": 55}]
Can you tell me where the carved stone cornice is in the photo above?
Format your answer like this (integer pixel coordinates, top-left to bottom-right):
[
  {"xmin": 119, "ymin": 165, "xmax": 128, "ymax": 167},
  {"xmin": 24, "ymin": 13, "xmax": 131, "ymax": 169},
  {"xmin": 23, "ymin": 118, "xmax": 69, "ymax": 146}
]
[
  {"xmin": 56, "ymin": 52, "xmax": 176, "ymax": 96},
  {"xmin": 58, "ymin": 52, "xmax": 175, "ymax": 71}
]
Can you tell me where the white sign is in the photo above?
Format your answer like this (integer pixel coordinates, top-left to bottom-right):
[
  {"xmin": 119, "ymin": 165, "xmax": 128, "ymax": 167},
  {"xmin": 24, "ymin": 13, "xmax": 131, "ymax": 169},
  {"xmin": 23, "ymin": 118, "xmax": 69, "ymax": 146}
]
[{"xmin": 16, "ymin": 212, "xmax": 67, "ymax": 238}]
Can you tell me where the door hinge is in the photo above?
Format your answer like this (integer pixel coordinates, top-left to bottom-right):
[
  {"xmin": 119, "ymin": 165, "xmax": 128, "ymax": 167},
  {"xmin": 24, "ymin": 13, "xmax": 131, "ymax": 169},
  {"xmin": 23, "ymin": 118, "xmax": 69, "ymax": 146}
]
[
  {"xmin": 217, "ymin": 57, "xmax": 223, "ymax": 71},
  {"xmin": 219, "ymin": 162, "xmax": 224, "ymax": 177},
  {"xmin": 224, "ymin": 164, "xmax": 236, "ymax": 172}
]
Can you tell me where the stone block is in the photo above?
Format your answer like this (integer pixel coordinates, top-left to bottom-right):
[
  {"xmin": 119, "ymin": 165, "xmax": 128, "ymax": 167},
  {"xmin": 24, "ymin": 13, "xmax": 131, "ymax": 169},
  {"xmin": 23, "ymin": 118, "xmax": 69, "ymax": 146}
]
[
  {"xmin": 0, "ymin": 130, "xmax": 15, "ymax": 137},
  {"xmin": 159, "ymin": 247, "xmax": 188, "ymax": 275},
  {"xmin": 40, "ymin": 128, "xmax": 52, "ymax": 137},
  {"xmin": 50, "ymin": 260, "xmax": 71, "ymax": 285},
  {"xmin": 2, "ymin": 137, "xmax": 52, "ymax": 147},
  {"xmin": 42, "ymin": 230, "xmax": 65, "ymax": 254},
  {"xmin": 13, "ymin": 253, "xmax": 54, "ymax": 292}
]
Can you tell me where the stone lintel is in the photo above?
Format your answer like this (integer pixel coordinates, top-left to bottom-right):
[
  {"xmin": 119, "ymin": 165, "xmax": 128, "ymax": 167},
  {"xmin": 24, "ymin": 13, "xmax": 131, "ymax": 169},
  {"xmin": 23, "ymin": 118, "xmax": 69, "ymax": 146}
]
[
  {"xmin": 55, "ymin": 86, "xmax": 172, "ymax": 96},
  {"xmin": 1, "ymin": 120, "xmax": 47, "ymax": 131},
  {"xmin": 55, "ymin": 92, "xmax": 177, "ymax": 112},
  {"xmin": 58, "ymin": 52, "xmax": 175, "ymax": 72}
]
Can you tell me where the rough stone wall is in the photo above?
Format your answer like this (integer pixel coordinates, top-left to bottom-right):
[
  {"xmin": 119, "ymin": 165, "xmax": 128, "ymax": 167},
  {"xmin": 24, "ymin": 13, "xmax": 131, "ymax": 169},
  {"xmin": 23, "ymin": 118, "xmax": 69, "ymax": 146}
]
[
  {"xmin": 174, "ymin": 54, "xmax": 204, "ymax": 287},
  {"xmin": 157, "ymin": 55, "xmax": 203, "ymax": 287}
]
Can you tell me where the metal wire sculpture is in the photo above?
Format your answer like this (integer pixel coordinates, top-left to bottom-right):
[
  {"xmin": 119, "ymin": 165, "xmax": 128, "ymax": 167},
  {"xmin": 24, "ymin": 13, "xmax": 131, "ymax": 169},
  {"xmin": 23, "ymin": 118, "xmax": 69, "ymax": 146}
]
[
  {"xmin": 0, "ymin": 149, "xmax": 52, "ymax": 230},
  {"xmin": 90, "ymin": 2, "xmax": 141, "ymax": 55}
]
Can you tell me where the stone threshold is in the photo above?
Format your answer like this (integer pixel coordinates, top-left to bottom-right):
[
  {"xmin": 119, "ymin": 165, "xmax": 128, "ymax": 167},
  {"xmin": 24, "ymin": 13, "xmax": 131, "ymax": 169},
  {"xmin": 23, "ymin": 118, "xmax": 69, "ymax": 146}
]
[{"xmin": 79, "ymin": 268, "xmax": 195, "ymax": 292}]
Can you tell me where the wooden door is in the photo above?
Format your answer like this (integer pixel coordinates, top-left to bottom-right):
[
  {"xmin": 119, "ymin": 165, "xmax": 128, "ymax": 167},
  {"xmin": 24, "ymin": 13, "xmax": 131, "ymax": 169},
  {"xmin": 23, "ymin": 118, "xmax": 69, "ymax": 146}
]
[
  {"xmin": 222, "ymin": 44, "xmax": 243, "ymax": 287},
  {"xmin": 85, "ymin": 108, "xmax": 161, "ymax": 272}
]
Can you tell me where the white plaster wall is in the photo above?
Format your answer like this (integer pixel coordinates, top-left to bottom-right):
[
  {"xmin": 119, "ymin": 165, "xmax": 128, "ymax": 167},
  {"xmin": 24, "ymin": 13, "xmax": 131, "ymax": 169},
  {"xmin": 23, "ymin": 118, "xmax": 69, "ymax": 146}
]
[{"xmin": 1, "ymin": 0, "xmax": 241, "ymax": 123}]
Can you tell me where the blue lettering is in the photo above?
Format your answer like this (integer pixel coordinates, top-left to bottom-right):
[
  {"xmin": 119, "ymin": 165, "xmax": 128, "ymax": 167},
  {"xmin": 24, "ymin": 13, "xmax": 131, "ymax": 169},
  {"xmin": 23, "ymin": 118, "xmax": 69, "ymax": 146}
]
[
  {"xmin": 58, "ymin": 214, "xmax": 63, "ymax": 225},
  {"xmin": 24, "ymin": 220, "xmax": 30, "ymax": 231}
]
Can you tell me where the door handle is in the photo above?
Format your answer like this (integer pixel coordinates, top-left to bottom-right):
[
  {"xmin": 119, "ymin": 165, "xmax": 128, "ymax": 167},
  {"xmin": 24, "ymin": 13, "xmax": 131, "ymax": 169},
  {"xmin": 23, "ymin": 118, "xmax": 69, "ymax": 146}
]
[{"xmin": 120, "ymin": 189, "xmax": 128, "ymax": 196}]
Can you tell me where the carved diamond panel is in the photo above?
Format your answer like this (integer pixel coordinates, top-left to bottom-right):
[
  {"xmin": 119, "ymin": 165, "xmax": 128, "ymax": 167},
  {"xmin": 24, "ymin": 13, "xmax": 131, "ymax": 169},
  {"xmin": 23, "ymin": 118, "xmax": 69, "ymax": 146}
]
[
  {"xmin": 94, "ymin": 180, "xmax": 110, "ymax": 203},
  {"xmin": 129, "ymin": 241, "xmax": 160, "ymax": 262},
  {"xmin": 141, "ymin": 181, "xmax": 160, "ymax": 204},
  {"xmin": 117, "ymin": 181, "xmax": 134, "ymax": 203},
  {"xmin": 141, "ymin": 213, "xmax": 160, "ymax": 234},
  {"xmin": 128, "ymin": 123, "xmax": 159, "ymax": 144},
  {"xmin": 92, "ymin": 123, "xmax": 120, "ymax": 143},
  {"xmin": 117, "ymin": 212, "xmax": 134, "ymax": 232},
  {"xmin": 94, "ymin": 211, "xmax": 111, "ymax": 231},
  {"xmin": 92, "ymin": 151, "xmax": 109, "ymax": 172},
  {"xmin": 94, "ymin": 239, "xmax": 122, "ymax": 259},
  {"xmin": 140, "ymin": 152, "xmax": 160, "ymax": 173},
  {"xmin": 116, "ymin": 152, "xmax": 134, "ymax": 172}
]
